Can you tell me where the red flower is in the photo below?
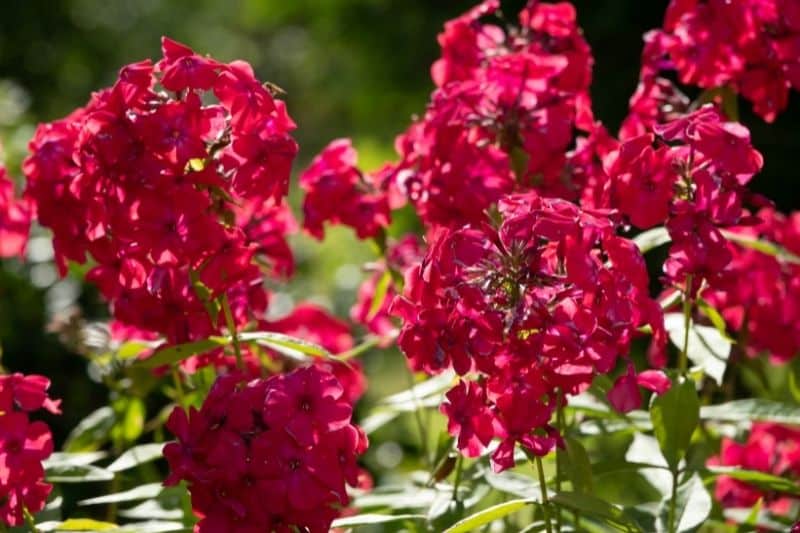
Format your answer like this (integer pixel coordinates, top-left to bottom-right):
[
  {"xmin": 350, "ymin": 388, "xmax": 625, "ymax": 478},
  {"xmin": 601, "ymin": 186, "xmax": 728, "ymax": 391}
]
[
  {"xmin": 393, "ymin": 191, "xmax": 663, "ymax": 469},
  {"xmin": 164, "ymin": 367, "xmax": 366, "ymax": 532},
  {"xmin": 300, "ymin": 139, "xmax": 390, "ymax": 240},
  {"xmin": 24, "ymin": 37, "xmax": 299, "ymax": 368},
  {"xmin": 0, "ymin": 164, "xmax": 31, "ymax": 258},
  {"xmin": 157, "ymin": 37, "xmax": 220, "ymax": 92},
  {"xmin": 263, "ymin": 367, "xmax": 353, "ymax": 447},
  {"xmin": 710, "ymin": 423, "xmax": 800, "ymax": 514},
  {"xmin": 0, "ymin": 374, "xmax": 58, "ymax": 527}
]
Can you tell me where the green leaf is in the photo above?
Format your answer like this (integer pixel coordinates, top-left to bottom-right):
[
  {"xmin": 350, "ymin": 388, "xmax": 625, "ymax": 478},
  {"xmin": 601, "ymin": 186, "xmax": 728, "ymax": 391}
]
[
  {"xmin": 666, "ymin": 473, "xmax": 712, "ymax": 532},
  {"xmin": 381, "ymin": 371, "xmax": 454, "ymax": 407},
  {"xmin": 48, "ymin": 518, "xmax": 119, "ymax": 531},
  {"xmin": 484, "ymin": 470, "xmax": 540, "ymax": 499},
  {"xmin": 111, "ymin": 397, "xmax": 145, "ymax": 445},
  {"xmin": 696, "ymin": 298, "xmax": 729, "ymax": 338},
  {"xmin": 551, "ymin": 492, "xmax": 643, "ymax": 532},
  {"xmin": 706, "ymin": 467, "xmax": 800, "ymax": 495},
  {"xmin": 44, "ymin": 452, "xmax": 107, "ymax": 469},
  {"xmin": 353, "ymin": 486, "xmax": 438, "ymax": 509},
  {"xmin": 46, "ymin": 464, "xmax": 114, "ymax": 483},
  {"xmin": 64, "ymin": 407, "xmax": 115, "ymax": 452},
  {"xmin": 107, "ymin": 443, "xmax": 164, "ymax": 472},
  {"xmin": 238, "ymin": 331, "xmax": 331, "ymax": 359},
  {"xmin": 443, "ymin": 499, "xmax": 534, "ymax": 533},
  {"xmin": 331, "ymin": 513, "xmax": 426, "ymax": 528},
  {"xmin": 700, "ymin": 399, "xmax": 800, "ymax": 425},
  {"xmin": 633, "ymin": 227, "xmax": 670, "ymax": 254},
  {"xmin": 367, "ymin": 270, "xmax": 392, "ymax": 320},
  {"xmin": 116, "ymin": 341, "xmax": 155, "ymax": 360},
  {"xmin": 789, "ymin": 359, "xmax": 800, "ymax": 403},
  {"xmin": 136, "ymin": 337, "xmax": 229, "ymax": 369},
  {"xmin": 565, "ymin": 437, "xmax": 593, "ymax": 494},
  {"xmin": 650, "ymin": 377, "xmax": 699, "ymax": 470},
  {"xmin": 119, "ymin": 500, "xmax": 182, "ymax": 521},
  {"xmin": 624, "ymin": 433, "xmax": 672, "ymax": 497},
  {"xmin": 79, "ymin": 483, "xmax": 164, "ymax": 506},
  {"xmin": 112, "ymin": 521, "xmax": 189, "ymax": 533},
  {"xmin": 721, "ymin": 230, "xmax": 800, "ymax": 264},
  {"xmin": 664, "ymin": 313, "xmax": 731, "ymax": 385}
]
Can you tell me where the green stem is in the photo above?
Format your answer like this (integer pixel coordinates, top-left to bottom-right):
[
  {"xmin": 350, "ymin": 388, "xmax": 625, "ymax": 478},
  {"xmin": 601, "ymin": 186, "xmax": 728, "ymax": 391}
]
[
  {"xmin": 404, "ymin": 369, "xmax": 431, "ymax": 466},
  {"xmin": 172, "ymin": 366, "xmax": 186, "ymax": 407},
  {"xmin": 221, "ymin": 294, "xmax": 244, "ymax": 370},
  {"xmin": 678, "ymin": 274, "xmax": 694, "ymax": 373},
  {"xmin": 23, "ymin": 506, "xmax": 40, "ymax": 533},
  {"xmin": 452, "ymin": 454, "xmax": 464, "ymax": 503},
  {"xmin": 534, "ymin": 456, "xmax": 554, "ymax": 533},
  {"xmin": 555, "ymin": 392, "xmax": 565, "ymax": 532},
  {"xmin": 668, "ymin": 468, "xmax": 679, "ymax": 533}
]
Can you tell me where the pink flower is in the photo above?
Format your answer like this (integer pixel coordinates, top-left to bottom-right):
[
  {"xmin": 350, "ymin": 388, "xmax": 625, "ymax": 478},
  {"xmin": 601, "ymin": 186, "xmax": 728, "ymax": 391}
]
[
  {"xmin": 164, "ymin": 367, "xmax": 366, "ymax": 532},
  {"xmin": 300, "ymin": 139, "xmax": 390, "ymax": 240},
  {"xmin": 0, "ymin": 374, "xmax": 58, "ymax": 527},
  {"xmin": 24, "ymin": 37, "xmax": 299, "ymax": 369}
]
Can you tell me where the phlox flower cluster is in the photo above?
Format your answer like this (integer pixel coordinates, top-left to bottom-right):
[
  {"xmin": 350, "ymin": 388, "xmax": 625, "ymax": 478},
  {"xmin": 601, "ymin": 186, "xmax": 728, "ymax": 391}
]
[
  {"xmin": 709, "ymin": 423, "xmax": 800, "ymax": 514},
  {"xmin": 392, "ymin": 191, "xmax": 668, "ymax": 471},
  {"xmin": 23, "ymin": 37, "xmax": 298, "ymax": 348},
  {"xmin": 605, "ymin": 106, "xmax": 764, "ymax": 293},
  {"xmin": 384, "ymin": 0, "xmax": 597, "ymax": 228},
  {"xmin": 651, "ymin": 0, "xmax": 800, "ymax": 123},
  {"xmin": 0, "ymin": 158, "xmax": 30, "ymax": 258},
  {"xmin": 164, "ymin": 366, "xmax": 367, "ymax": 532},
  {"xmin": 704, "ymin": 208, "xmax": 800, "ymax": 362},
  {"xmin": 0, "ymin": 374, "xmax": 60, "ymax": 526},
  {"xmin": 300, "ymin": 138, "xmax": 392, "ymax": 240}
]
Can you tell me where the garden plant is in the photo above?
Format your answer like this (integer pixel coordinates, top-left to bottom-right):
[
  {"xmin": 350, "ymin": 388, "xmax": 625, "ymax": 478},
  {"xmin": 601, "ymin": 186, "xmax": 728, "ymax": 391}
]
[{"xmin": 2, "ymin": 0, "xmax": 800, "ymax": 532}]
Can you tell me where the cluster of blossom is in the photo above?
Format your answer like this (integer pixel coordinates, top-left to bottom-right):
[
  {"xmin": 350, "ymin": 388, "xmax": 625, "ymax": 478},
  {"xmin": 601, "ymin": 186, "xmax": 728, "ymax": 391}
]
[
  {"xmin": 709, "ymin": 422, "xmax": 800, "ymax": 515},
  {"xmin": 0, "ymin": 373, "xmax": 60, "ymax": 526},
  {"xmin": 164, "ymin": 366, "xmax": 367, "ymax": 532},
  {"xmin": 704, "ymin": 208, "xmax": 800, "ymax": 362},
  {"xmin": 380, "ymin": 0, "xmax": 596, "ymax": 228},
  {"xmin": 23, "ymin": 37, "xmax": 298, "ymax": 349},
  {"xmin": 605, "ymin": 106, "xmax": 764, "ymax": 293},
  {"xmin": 626, "ymin": 0, "xmax": 800, "ymax": 128},
  {"xmin": 0, "ymin": 156, "xmax": 31, "ymax": 258},
  {"xmin": 392, "ymin": 191, "xmax": 669, "ymax": 471},
  {"xmin": 300, "ymin": 138, "xmax": 392, "ymax": 240}
]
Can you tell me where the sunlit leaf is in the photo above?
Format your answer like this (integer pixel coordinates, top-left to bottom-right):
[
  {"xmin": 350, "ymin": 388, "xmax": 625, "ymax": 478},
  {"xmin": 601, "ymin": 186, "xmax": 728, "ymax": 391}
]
[
  {"xmin": 136, "ymin": 337, "xmax": 229, "ymax": 369},
  {"xmin": 331, "ymin": 513, "xmax": 427, "ymax": 527},
  {"xmin": 79, "ymin": 483, "xmax": 164, "ymax": 506},
  {"xmin": 64, "ymin": 407, "xmax": 115, "ymax": 452},
  {"xmin": 45, "ymin": 464, "xmax": 115, "ymax": 483},
  {"xmin": 664, "ymin": 313, "xmax": 731, "ymax": 385},
  {"xmin": 367, "ymin": 270, "xmax": 392, "ymax": 320},
  {"xmin": 706, "ymin": 466, "xmax": 800, "ymax": 495},
  {"xmin": 107, "ymin": 443, "xmax": 164, "ymax": 472},
  {"xmin": 700, "ymin": 399, "xmax": 800, "ymax": 425},
  {"xmin": 633, "ymin": 227, "xmax": 670, "ymax": 254},
  {"xmin": 443, "ymin": 499, "xmax": 534, "ymax": 533}
]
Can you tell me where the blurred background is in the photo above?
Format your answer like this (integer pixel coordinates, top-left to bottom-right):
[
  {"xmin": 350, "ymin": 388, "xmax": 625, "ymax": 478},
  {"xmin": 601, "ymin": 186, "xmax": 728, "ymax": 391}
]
[{"xmin": 1, "ymin": 0, "xmax": 799, "ymax": 455}]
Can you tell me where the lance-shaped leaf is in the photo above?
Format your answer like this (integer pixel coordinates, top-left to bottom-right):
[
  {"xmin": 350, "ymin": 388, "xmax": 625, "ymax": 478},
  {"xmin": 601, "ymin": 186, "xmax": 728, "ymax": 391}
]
[{"xmin": 650, "ymin": 377, "xmax": 699, "ymax": 470}]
